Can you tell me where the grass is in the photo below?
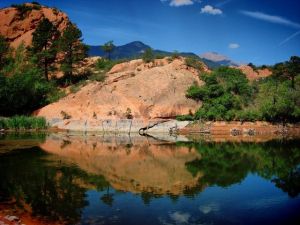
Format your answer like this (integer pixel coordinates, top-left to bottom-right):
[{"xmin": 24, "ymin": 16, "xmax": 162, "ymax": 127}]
[{"xmin": 0, "ymin": 116, "xmax": 47, "ymax": 130}]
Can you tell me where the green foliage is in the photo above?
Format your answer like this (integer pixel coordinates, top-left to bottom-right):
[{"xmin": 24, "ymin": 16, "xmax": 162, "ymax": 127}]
[
  {"xmin": 101, "ymin": 40, "xmax": 115, "ymax": 60},
  {"xmin": 0, "ymin": 35, "xmax": 10, "ymax": 68},
  {"xmin": 142, "ymin": 48, "xmax": 155, "ymax": 63},
  {"xmin": 171, "ymin": 50, "xmax": 180, "ymax": 60},
  {"xmin": 185, "ymin": 57, "xmax": 203, "ymax": 71},
  {"xmin": 256, "ymin": 78, "xmax": 300, "ymax": 122},
  {"xmin": 95, "ymin": 58, "xmax": 115, "ymax": 71},
  {"xmin": 0, "ymin": 116, "xmax": 47, "ymax": 130},
  {"xmin": 0, "ymin": 44, "xmax": 62, "ymax": 116},
  {"xmin": 11, "ymin": 3, "xmax": 41, "ymax": 19},
  {"xmin": 176, "ymin": 114, "xmax": 194, "ymax": 121},
  {"xmin": 185, "ymin": 57, "xmax": 300, "ymax": 122},
  {"xmin": 186, "ymin": 67, "xmax": 253, "ymax": 121},
  {"xmin": 183, "ymin": 140, "xmax": 300, "ymax": 197},
  {"xmin": 31, "ymin": 18, "xmax": 60, "ymax": 80},
  {"xmin": 89, "ymin": 72, "xmax": 106, "ymax": 82},
  {"xmin": 59, "ymin": 23, "xmax": 88, "ymax": 79}
]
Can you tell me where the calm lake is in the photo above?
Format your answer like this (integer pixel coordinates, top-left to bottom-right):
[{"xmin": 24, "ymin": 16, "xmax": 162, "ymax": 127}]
[{"xmin": 0, "ymin": 133, "xmax": 300, "ymax": 225}]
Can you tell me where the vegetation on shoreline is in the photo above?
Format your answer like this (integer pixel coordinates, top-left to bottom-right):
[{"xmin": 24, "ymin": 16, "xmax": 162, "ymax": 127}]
[
  {"xmin": 0, "ymin": 17, "xmax": 88, "ymax": 116},
  {"xmin": 0, "ymin": 116, "xmax": 47, "ymax": 130},
  {"xmin": 182, "ymin": 57, "xmax": 300, "ymax": 123}
]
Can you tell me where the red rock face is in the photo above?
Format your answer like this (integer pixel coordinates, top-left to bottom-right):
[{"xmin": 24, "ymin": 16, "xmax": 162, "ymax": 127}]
[
  {"xmin": 238, "ymin": 65, "xmax": 272, "ymax": 81},
  {"xmin": 0, "ymin": 3, "xmax": 70, "ymax": 48}
]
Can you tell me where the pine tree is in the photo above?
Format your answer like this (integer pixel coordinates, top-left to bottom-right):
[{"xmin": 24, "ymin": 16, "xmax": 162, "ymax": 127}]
[
  {"xmin": 0, "ymin": 35, "xmax": 10, "ymax": 69},
  {"xmin": 31, "ymin": 18, "xmax": 60, "ymax": 80},
  {"xmin": 102, "ymin": 40, "xmax": 115, "ymax": 60},
  {"xmin": 59, "ymin": 23, "xmax": 88, "ymax": 81}
]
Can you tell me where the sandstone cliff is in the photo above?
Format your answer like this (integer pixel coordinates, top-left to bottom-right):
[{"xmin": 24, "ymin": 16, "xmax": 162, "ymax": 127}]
[
  {"xmin": 0, "ymin": 3, "xmax": 70, "ymax": 48},
  {"xmin": 36, "ymin": 58, "xmax": 205, "ymax": 127},
  {"xmin": 237, "ymin": 65, "xmax": 272, "ymax": 81}
]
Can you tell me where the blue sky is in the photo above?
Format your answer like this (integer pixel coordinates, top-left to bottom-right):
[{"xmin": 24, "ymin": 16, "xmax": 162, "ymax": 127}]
[{"xmin": 1, "ymin": 0, "xmax": 300, "ymax": 65}]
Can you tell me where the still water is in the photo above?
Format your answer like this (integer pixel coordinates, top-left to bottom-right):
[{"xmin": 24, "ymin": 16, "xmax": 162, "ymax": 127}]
[{"xmin": 0, "ymin": 133, "xmax": 300, "ymax": 225}]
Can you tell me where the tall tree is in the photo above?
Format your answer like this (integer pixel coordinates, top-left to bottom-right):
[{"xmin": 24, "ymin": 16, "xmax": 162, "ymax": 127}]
[
  {"xmin": 288, "ymin": 56, "xmax": 300, "ymax": 89},
  {"xmin": 31, "ymin": 18, "xmax": 60, "ymax": 81},
  {"xmin": 59, "ymin": 23, "xmax": 88, "ymax": 80},
  {"xmin": 0, "ymin": 35, "xmax": 10, "ymax": 69},
  {"xmin": 101, "ymin": 40, "xmax": 115, "ymax": 60}
]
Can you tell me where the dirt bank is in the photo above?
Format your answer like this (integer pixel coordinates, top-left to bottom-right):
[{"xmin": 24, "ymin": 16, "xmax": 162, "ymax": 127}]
[{"xmin": 179, "ymin": 121, "xmax": 300, "ymax": 137}]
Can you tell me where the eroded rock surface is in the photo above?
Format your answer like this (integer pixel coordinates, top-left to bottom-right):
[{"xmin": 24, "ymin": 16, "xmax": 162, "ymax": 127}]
[
  {"xmin": 36, "ymin": 58, "xmax": 204, "ymax": 129},
  {"xmin": 0, "ymin": 3, "xmax": 70, "ymax": 48}
]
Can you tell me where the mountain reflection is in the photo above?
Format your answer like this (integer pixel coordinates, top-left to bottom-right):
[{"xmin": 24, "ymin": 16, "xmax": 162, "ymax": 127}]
[{"xmin": 0, "ymin": 133, "xmax": 299, "ymax": 224}]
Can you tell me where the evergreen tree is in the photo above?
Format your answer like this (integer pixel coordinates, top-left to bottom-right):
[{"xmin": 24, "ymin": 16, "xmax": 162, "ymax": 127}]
[
  {"xmin": 31, "ymin": 18, "xmax": 59, "ymax": 80},
  {"xmin": 101, "ymin": 40, "xmax": 115, "ymax": 60},
  {"xmin": 59, "ymin": 23, "xmax": 88, "ymax": 81},
  {"xmin": 288, "ymin": 56, "xmax": 300, "ymax": 89},
  {"xmin": 142, "ymin": 48, "xmax": 154, "ymax": 63},
  {"xmin": 0, "ymin": 35, "xmax": 10, "ymax": 69}
]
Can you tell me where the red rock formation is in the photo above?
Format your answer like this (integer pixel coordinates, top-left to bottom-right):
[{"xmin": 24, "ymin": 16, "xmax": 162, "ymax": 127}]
[
  {"xmin": 238, "ymin": 65, "xmax": 272, "ymax": 81},
  {"xmin": 0, "ymin": 3, "xmax": 70, "ymax": 48},
  {"xmin": 36, "ymin": 57, "xmax": 205, "ymax": 122}
]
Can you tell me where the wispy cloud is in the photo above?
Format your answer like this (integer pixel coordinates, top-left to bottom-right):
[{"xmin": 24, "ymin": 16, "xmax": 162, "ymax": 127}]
[
  {"xmin": 201, "ymin": 5, "xmax": 223, "ymax": 15},
  {"xmin": 229, "ymin": 43, "xmax": 240, "ymax": 49},
  {"xmin": 279, "ymin": 30, "xmax": 300, "ymax": 46},
  {"xmin": 161, "ymin": 0, "xmax": 199, "ymax": 7},
  {"xmin": 240, "ymin": 10, "xmax": 300, "ymax": 29}
]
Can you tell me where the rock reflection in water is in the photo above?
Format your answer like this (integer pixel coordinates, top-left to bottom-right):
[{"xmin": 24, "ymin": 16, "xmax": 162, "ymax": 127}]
[{"xmin": 40, "ymin": 133, "xmax": 202, "ymax": 195}]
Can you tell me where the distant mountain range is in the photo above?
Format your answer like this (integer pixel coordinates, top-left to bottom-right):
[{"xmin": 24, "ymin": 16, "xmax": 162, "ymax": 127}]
[
  {"xmin": 88, "ymin": 41, "xmax": 239, "ymax": 69},
  {"xmin": 199, "ymin": 52, "xmax": 239, "ymax": 67}
]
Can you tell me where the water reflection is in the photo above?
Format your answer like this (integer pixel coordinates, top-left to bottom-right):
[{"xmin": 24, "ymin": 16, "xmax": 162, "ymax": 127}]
[{"xmin": 0, "ymin": 133, "xmax": 299, "ymax": 224}]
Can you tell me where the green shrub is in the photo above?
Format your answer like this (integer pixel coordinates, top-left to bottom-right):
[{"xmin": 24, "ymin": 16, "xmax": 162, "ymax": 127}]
[
  {"xmin": 89, "ymin": 72, "xmax": 106, "ymax": 82},
  {"xmin": 11, "ymin": 3, "xmax": 41, "ymax": 19},
  {"xmin": 171, "ymin": 51, "xmax": 180, "ymax": 60},
  {"xmin": 142, "ymin": 48, "xmax": 155, "ymax": 63},
  {"xmin": 176, "ymin": 114, "xmax": 194, "ymax": 121},
  {"xmin": 0, "ymin": 116, "xmax": 47, "ymax": 130},
  {"xmin": 185, "ymin": 57, "xmax": 203, "ymax": 71}
]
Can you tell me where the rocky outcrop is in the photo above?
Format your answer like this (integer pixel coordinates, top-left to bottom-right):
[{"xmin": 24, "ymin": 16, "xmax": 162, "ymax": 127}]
[
  {"xmin": 0, "ymin": 3, "xmax": 70, "ymax": 48},
  {"xmin": 36, "ymin": 58, "xmax": 204, "ymax": 130},
  {"xmin": 238, "ymin": 65, "xmax": 272, "ymax": 81}
]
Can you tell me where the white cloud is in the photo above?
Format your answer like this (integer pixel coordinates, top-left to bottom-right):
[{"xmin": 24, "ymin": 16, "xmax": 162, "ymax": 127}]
[
  {"xmin": 229, "ymin": 43, "xmax": 240, "ymax": 49},
  {"xmin": 161, "ymin": 0, "xmax": 196, "ymax": 7},
  {"xmin": 240, "ymin": 11, "xmax": 300, "ymax": 29},
  {"xmin": 169, "ymin": 212, "xmax": 190, "ymax": 224},
  {"xmin": 201, "ymin": 5, "xmax": 223, "ymax": 15}
]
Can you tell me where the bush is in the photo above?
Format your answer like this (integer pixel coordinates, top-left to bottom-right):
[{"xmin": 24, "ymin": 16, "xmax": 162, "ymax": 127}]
[
  {"xmin": 171, "ymin": 51, "xmax": 180, "ymax": 60},
  {"xmin": 176, "ymin": 114, "xmax": 194, "ymax": 121},
  {"xmin": 89, "ymin": 72, "xmax": 106, "ymax": 82},
  {"xmin": 187, "ymin": 67, "xmax": 253, "ymax": 121},
  {"xmin": 142, "ymin": 48, "xmax": 155, "ymax": 63},
  {"xmin": 0, "ymin": 116, "xmax": 47, "ymax": 130},
  {"xmin": 61, "ymin": 111, "xmax": 71, "ymax": 120},
  {"xmin": 185, "ymin": 57, "xmax": 203, "ymax": 71},
  {"xmin": 11, "ymin": 3, "xmax": 41, "ymax": 19}
]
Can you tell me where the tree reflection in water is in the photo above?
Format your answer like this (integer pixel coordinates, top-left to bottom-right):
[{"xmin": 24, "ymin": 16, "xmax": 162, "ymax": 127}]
[
  {"xmin": 0, "ymin": 134, "xmax": 300, "ymax": 224},
  {"xmin": 183, "ymin": 140, "xmax": 300, "ymax": 197}
]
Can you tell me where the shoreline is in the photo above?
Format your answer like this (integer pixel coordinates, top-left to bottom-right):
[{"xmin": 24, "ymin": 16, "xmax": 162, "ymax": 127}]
[{"xmin": 1, "ymin": 120, "xmax": 300, "ymax": 137}]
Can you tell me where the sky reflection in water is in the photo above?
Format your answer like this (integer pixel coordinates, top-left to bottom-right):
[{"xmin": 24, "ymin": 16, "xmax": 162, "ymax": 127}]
[{"xmin": 0, "ymin": 133, "xmax": 299, "ymax": 225}]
